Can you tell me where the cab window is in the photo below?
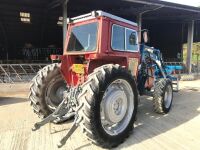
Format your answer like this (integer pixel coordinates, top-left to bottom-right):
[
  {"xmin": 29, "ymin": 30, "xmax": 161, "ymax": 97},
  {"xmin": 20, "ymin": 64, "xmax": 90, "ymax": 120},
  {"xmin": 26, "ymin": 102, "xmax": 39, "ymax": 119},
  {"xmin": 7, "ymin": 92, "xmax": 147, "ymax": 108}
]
[{"xmin": 111, "ymin": 24, "xmax": 138, "ymax": 52}]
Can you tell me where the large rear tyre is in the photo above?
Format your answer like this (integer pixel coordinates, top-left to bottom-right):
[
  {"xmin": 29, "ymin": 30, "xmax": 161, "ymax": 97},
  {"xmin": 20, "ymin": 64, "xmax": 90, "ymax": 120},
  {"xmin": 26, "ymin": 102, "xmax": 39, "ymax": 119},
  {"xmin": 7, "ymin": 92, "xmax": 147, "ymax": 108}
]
[
  {"xmin": 78, "ymin": 64, "xmax": 138, "ymax": 148},
  {"xmin": 153, "ymin": 78, "xmax": 173, "ymax": 114},
  {"xmin": 29, "ymin": 63, "xmax": 67, "ymax": 118}
]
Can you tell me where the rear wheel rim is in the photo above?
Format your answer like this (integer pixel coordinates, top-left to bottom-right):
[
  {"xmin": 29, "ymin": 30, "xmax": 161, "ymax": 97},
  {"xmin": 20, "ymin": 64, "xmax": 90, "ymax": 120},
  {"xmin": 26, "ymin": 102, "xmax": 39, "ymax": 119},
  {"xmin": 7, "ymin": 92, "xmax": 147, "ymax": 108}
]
[
  {"xmin": 164, "ymin": 84, "xmax": 172, "ymax": 109},
  {"xmin": 45, "ymin": 77, "xmax": 66, "ymax": 111},
  {"xmin": 100, "ymin": 79, "xmax": 134, "ymax": 136}
]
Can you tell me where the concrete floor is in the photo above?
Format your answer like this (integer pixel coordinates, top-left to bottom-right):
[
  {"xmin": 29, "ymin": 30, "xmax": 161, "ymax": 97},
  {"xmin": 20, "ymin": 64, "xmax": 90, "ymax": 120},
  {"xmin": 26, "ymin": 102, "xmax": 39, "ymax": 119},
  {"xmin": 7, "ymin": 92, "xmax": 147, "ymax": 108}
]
[{"xmin": 0, "ymin": 81, "xmax": 200, "ymax": 150}]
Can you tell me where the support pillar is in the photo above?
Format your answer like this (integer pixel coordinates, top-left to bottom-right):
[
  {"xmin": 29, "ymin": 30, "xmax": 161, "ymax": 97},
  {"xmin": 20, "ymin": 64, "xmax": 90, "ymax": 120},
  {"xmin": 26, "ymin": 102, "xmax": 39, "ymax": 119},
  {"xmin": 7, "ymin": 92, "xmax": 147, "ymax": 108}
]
[
  {"xmin": 137, "ymin": 13, "xmax": 142, "ymax": 43},
  {"xmin": 186, "ymin": 20, "xmax": 194, "ymax": 73},
  {"xmin": 63, "ymin": 0, "xmax": 68, "ymax": 49}
]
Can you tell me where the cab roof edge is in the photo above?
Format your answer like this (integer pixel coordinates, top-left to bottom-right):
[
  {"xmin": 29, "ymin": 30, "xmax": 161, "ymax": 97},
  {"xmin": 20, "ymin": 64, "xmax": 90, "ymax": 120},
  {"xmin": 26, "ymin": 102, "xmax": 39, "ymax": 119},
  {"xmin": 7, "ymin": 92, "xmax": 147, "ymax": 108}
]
[{"xmin": 67, "ymin": 10, "xmax": 138, "ymax": 26}]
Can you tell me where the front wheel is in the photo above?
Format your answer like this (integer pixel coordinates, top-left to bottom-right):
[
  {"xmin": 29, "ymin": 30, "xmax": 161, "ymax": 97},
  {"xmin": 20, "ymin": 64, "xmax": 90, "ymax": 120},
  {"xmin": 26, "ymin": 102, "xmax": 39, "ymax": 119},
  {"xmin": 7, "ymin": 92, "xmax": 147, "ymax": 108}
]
[
  {"xmin": 78, "ymin": 64, "xmax": 138, "ymax": 148},
  {"xmin": 153, "ymin": 78, "xmax": 173, "ymax": 114}
]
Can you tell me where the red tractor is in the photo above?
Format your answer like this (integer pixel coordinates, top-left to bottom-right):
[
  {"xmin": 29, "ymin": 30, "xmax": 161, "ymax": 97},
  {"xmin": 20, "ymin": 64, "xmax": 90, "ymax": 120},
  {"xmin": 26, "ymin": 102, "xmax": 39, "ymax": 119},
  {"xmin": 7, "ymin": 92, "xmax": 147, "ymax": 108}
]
[{"xmin": 30, "ymin": 11, "xmax": 175, "ymax": 148}]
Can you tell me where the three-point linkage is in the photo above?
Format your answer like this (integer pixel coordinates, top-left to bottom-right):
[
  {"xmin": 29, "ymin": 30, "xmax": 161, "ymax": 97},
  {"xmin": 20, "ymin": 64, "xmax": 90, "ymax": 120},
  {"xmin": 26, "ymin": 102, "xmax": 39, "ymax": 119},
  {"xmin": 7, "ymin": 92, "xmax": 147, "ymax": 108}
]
[{"xmin": 32, "ymin": 87, "xmax": 82, "ymax": 148}]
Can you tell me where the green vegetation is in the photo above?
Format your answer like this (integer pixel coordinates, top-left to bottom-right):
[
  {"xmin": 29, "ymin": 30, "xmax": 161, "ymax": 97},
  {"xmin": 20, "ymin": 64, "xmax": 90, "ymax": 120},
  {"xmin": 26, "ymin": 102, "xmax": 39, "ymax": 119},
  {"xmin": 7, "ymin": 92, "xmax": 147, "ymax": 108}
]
[{"xmin": 183, "ymin": 42, "xmax": 200, "ymax": 64}]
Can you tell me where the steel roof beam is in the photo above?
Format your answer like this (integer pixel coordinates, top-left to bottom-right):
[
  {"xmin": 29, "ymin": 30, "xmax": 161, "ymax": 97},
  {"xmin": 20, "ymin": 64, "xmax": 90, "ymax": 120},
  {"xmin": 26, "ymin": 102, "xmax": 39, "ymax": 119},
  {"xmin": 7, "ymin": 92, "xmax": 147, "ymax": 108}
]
[
  {"xmin": 144, "ymin": 14, "xmax": 200, "ymax": 21},
  {"xmin": 124, "ymin": 0, "xmax": 200, "ymax": 13}
]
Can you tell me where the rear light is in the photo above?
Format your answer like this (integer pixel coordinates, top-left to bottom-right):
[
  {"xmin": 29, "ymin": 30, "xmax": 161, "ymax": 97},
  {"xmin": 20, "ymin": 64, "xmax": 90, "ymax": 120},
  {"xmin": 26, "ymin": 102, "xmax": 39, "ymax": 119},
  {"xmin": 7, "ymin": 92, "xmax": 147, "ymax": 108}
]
[{"xmin": 50, "ymin": 55, "xmax": 61, "ymax": 61}]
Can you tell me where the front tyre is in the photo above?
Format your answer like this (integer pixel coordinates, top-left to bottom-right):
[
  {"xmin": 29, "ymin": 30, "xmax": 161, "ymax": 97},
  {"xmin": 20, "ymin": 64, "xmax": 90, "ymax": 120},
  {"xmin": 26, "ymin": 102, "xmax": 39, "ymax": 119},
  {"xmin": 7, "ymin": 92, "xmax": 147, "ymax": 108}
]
[
  {"xmin": 78, "ymin": 64, "xmax": 138, "ymax": 148},
  {"xmin": 153, "ymin": 78, "xmax": 173, "ymax": 114}
]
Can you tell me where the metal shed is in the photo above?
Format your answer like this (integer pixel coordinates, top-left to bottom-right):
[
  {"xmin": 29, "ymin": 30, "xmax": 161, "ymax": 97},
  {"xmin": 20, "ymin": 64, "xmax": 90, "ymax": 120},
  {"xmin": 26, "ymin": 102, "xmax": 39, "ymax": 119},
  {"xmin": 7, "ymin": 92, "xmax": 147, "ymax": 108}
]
[{"xmin": 0, "ymin": 0, "xmax": 200, "ymax": 72}]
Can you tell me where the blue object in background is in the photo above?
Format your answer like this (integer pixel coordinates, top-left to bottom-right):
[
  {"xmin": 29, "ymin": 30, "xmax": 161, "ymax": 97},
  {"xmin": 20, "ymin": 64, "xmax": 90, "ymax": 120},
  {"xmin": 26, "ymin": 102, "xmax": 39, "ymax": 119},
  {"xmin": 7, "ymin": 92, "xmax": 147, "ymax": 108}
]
[{"xmin": 165, "ymin": 65, "xmax": 183, "ymax": 75}]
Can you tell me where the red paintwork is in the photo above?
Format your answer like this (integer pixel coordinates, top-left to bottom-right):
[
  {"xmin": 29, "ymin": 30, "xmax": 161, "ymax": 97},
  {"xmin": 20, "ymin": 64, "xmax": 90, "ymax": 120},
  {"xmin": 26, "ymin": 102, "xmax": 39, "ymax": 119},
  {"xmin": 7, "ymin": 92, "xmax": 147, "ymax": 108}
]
[{"xmin": 52, "ymin": 16, "xmax": 140, "ymax": 87}]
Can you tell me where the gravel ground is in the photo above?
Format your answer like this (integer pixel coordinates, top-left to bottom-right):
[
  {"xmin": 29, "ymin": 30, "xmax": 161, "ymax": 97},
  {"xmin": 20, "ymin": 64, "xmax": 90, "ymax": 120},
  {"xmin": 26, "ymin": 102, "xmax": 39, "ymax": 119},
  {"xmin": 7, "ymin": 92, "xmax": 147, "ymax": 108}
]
[{"xmin": 0, "ymin": 81, "xmax": 200, "ymax": 150}]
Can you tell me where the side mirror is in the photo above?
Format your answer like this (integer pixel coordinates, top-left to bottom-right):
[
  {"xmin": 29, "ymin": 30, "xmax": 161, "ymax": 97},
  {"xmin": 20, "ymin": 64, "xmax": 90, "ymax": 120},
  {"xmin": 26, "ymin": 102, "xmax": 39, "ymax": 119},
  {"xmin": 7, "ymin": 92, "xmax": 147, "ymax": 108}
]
[
  {"xmin": 143, "ymin": 30, "xmax": 149, "ymax": 43},
  {"xmin": 129, "ymin": 32, "xmax": 137, "ymax": 45}
]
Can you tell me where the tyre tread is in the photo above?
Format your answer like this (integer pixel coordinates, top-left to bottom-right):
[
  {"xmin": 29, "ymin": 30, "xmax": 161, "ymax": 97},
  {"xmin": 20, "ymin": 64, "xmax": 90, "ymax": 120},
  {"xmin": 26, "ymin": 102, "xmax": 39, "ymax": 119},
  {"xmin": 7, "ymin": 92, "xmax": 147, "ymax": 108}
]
[
  {"xmin": 153, "ymin": 78, "xmax": 172, "ymax": 114},
  {"xmin": 78, "ymin": 64, "xmax": 138, "ymax": 148},
  {"xmin": 29, "ymin": 63, "xmax": 62, "ymax": 118}
]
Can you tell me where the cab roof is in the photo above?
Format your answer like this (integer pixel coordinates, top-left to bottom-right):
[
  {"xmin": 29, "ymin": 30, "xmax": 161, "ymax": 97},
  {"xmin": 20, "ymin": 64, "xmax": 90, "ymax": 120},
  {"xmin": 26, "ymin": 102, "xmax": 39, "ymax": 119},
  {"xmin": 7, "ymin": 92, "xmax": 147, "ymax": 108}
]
[{"xmin": 68, "ymin": 10, "xmax": 138, "ymax": 26}]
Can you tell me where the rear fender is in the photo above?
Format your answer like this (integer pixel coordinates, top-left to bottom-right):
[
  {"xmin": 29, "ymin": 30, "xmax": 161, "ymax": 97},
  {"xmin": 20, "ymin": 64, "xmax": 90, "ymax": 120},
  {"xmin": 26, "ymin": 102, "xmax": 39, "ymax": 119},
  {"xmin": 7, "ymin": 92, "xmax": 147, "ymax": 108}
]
[{"xmin": 51, "ymin": 55, "xmax": 74, "ymax": 86}]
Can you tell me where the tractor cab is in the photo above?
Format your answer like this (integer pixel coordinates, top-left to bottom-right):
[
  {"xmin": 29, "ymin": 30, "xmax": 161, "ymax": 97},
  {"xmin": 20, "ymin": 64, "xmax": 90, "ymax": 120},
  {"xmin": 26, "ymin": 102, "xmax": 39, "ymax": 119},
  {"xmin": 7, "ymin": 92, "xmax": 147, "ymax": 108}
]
[{"xmin": 52, "ymin": 11, "xmax": 140, "ymax": 86}]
